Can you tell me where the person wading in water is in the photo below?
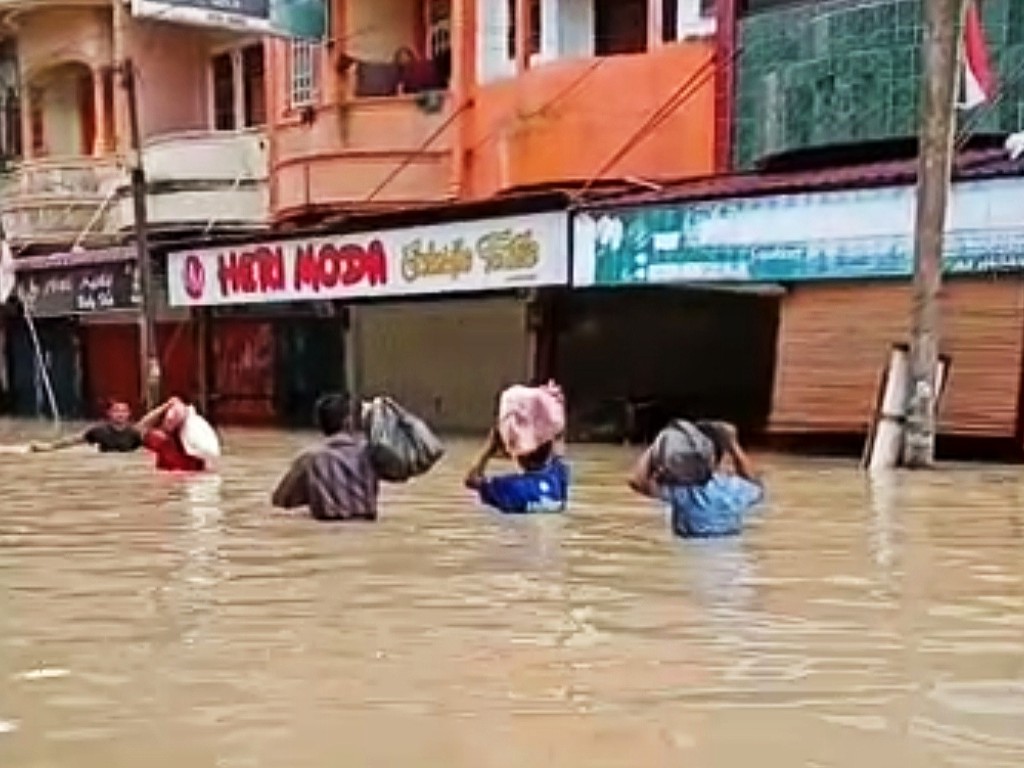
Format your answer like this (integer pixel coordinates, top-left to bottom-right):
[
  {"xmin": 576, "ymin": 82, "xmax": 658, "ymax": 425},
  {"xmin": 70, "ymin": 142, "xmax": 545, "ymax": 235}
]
[
  {"xmin": 137, "ymin": 397, "xmax": 207, "ymax": 473},
  {"xmin": 31, "ymin": 399, "xmax": 143, "ymax": 454},
  {"xmin": 628, "ymin": 420, "xmax": 763, "ymax": 538},
  {"xmin": 271, "ymin": 393, "xmax": 379, "ymax": 521}
]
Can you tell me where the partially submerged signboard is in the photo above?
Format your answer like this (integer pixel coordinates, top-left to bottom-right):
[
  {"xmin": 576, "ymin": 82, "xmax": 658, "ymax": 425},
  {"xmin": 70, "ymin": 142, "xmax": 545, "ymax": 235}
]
[{"xmin": 131, "ymin": 0, "xmax": 327, "ymax": 39}]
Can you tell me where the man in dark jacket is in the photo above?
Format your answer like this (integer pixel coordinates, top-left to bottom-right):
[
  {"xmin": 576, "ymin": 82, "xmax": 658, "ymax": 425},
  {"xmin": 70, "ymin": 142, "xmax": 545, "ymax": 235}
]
[{"xmin": 271, "ymin": 393, "xmax": 379, "ymax": 521}]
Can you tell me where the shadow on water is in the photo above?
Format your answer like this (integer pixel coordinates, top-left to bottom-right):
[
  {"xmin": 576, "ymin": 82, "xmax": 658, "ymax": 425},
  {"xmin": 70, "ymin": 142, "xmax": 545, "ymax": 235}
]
[{"xmin": 0, "ymin": 422, "xmax": 1021, "ymax": 767}]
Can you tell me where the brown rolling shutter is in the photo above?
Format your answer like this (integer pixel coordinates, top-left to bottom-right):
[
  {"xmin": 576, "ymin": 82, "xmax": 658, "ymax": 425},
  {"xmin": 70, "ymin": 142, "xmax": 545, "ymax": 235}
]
[
  {"xmin": 770, "ymin": 278, "xmax": 1024, "ymax": 438},
  {"xmin": 353, "ymin": 297, "xmax": 530, "ymax": 433}
]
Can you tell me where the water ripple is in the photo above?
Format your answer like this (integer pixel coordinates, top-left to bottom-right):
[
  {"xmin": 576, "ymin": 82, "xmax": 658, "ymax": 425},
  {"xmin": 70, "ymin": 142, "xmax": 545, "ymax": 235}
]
[{"xmin": 0, "ymin": 428, "xmax": 1021, "ymax": 767}]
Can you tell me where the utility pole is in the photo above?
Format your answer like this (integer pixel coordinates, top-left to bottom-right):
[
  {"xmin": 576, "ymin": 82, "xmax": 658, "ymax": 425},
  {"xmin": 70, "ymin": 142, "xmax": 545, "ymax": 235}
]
[
  {"xmin": 904, "ymin": 0, "xmax": 967, "ymax": 468},
  {"xmin": 120, "ymin": 59, "xmax": 161, "ymax": 410}
]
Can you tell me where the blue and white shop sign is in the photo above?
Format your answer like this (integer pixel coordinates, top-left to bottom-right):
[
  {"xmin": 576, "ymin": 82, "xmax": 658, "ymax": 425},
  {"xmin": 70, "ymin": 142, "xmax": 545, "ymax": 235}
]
[{"xmin": 572, "ymin": 177, "xmax": 1024, "ymax": 287}]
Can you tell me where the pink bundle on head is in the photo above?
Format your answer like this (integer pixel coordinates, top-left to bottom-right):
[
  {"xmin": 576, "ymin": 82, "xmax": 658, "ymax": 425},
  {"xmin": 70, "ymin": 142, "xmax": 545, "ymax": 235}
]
[{"xmin": 497, "ymin": 382, "xmax": 565, "ymax": 457}]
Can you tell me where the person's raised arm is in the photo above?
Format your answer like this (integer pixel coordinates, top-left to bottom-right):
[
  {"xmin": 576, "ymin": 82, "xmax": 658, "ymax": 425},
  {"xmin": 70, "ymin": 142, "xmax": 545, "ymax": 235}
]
[
  {"xmin": 729, "ymin": 440, "xmax": 760, "ymax": 486},
  {"xmin": 464, "ymin": 428, "xmax": 501, "ymax": 490},
  {"xmin": 135, "ymin": 398, "xmax": 177, "ymax": 433},
  {"xmin": 716, "ymin": 421, "xmax": 761, "ymax": 486},
  {"xmin": 627, "ymin": 446, "xmax": 661, "ymax": 499}
]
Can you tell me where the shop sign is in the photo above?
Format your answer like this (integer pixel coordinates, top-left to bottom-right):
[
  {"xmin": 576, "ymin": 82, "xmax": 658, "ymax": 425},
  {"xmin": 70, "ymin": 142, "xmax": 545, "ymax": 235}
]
[
  {"xmin": 572, "ymin": 177, "xmax": 1024, "ymax": 287},
  {"xmin": 17, "ymin": 262, "xmax": 140, "ymax": 317},
  {"xmin": 166, "ymin": 212, "xmax": 569, "ymax": 308},
  {"xmin": 131, "ymin": 0, "xmax": 327, "ymax": 40}
]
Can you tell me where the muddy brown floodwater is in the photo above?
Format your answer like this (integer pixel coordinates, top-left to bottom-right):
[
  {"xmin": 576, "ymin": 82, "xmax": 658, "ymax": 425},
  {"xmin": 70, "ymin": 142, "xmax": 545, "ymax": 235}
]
[{"xmin": 0, "ymin": 422, "xmax": 1022, "ymax": 767}]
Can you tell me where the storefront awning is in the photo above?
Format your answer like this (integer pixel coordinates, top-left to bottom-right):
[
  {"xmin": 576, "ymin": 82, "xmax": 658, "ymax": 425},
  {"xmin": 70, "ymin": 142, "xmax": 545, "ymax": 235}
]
[{"xmin": 14, "ymin": 246, "xmax": 135, "ymax": 273}]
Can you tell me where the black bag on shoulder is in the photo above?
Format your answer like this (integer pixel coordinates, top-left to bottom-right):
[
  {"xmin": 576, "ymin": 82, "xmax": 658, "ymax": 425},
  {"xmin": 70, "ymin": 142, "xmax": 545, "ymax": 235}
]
[
  {"xmin": 365, "ymin": 396, "xmax": 444, "ymax": 482},
  {"xmin": 651, "ymin": 419, "xmax": 715, "ymax": 485}
]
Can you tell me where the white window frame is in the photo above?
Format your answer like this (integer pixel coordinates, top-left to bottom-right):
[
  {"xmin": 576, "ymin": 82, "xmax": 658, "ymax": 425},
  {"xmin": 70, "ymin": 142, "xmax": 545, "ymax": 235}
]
[
  {"xmin": 208, "ymin": 40, "xmax": 266, "ymax": 132},
  {"xmin": 288, "ymin": 39, "xmax": 322, "ymax": 110}
]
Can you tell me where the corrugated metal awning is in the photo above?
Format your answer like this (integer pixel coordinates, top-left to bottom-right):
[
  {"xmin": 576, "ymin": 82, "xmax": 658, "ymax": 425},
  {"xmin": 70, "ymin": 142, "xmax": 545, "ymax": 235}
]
[{"xmin": 579, "ymin": 148, "xmax": 1024, "ymax": 211}]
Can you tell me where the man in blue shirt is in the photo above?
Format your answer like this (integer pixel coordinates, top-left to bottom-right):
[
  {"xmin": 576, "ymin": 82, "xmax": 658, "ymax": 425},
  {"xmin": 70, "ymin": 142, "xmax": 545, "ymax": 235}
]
[
  {"xmin": 628, "ymin": 420, "xmax": 763, "ymax": 537},
  {"xmin": 464, "ymin": 428, "xmax": 569, "ymax": 514}
]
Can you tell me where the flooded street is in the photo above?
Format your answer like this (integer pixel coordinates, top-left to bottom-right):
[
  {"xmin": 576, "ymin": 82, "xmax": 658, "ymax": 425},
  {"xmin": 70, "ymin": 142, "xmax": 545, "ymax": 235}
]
[{"xmin": 0, "ymin": 423, "xmax": 1021, "ymax": 768}]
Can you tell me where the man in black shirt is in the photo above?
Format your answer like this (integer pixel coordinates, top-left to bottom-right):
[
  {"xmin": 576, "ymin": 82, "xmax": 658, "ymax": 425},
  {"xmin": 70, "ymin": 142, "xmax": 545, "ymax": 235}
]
[{"xmin": 31, "ymin": 399, "xmax": 144, "ymax": 454}]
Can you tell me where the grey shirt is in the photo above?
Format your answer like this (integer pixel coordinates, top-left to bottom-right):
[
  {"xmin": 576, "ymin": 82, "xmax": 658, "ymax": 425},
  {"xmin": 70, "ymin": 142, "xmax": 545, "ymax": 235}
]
[{"xmin": 272, "ymin": 433, "xmax": 379, "ymax": 521}]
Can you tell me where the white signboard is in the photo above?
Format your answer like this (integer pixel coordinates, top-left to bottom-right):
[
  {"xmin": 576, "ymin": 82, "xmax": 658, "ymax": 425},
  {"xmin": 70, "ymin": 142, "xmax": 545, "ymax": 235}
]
[{"xmin": 167, "ymin": 212, "xmax": 569, "ymax": 307}]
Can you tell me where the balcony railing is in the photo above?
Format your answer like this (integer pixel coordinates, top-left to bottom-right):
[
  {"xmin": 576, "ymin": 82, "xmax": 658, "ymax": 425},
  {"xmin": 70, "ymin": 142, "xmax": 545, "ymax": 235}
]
[
  {"xmin": 272, "ymin": 92, "xmax": 456, "ymax": 216},
  {"xmin": 0, "ymin": 155, "xmax": 124, "ymax": 198},
  {"xmin": 0, "ymin": 129, "xmax": 270, "ymax": 243},
  {"xmin": 143, "ymin": 128, "xmax": 268, "ymax": 184},
  {"xmin": 0, "ymin": 156, "xmax": 126, "ymax": 244}
]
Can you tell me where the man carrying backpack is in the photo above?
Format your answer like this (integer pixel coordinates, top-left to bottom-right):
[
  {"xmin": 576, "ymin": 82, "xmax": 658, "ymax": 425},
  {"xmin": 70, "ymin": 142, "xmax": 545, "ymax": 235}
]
[
  {"xmin": 628, "ymin": 420, "xmax": 763, "ymax": 538},
  {"xmin": 271, "ymin": 393, "xmax": 442, "ymax": 522},
  {"xmin": 272, "ymin": 393, "xmax": 379, "ymax": 521}
]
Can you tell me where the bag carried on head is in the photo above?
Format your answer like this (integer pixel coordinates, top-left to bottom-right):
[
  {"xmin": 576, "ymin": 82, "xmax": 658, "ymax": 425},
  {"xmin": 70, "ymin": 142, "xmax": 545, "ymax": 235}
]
[
  {"xmin": 651, "ymin": 419, "xmax": 715, "ymax": 485},
  {"xmin": 497, "ymin": 383, "xmax": 566, "ymax": 458},
  {"xmin": 364, "ymin": 396, "xmax": 444, "ymax": 482}
]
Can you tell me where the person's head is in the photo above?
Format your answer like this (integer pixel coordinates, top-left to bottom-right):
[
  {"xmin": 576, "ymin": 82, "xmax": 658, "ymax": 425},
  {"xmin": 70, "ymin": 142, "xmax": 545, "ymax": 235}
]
[
  {"xmin": 393, "ymin": 46, "xmax": 416, "ymax": 67},
  {"xmin": 516, "ymin": 440, "xmax": 553, "ymax": 472},
  {"xmin": 162, "ymin": 398, "xmax": 188, "ymax": 433},
  {"xmin": 315, "ymin": 392, "xmax": 354, "ymax": 437},
  {"xmin": 104, "ymin": 399, "xmax": 132, "ymax": 428},
  {"xmin": 694, "ymin": 420, "xmax": 727, "ymax": 467}
]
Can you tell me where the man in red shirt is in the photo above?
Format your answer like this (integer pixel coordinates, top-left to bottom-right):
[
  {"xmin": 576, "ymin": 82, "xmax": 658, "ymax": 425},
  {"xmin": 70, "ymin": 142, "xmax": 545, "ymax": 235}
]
[{"xmin": 137, "ymin": 397, "xmax": 206, "ymax": 472}]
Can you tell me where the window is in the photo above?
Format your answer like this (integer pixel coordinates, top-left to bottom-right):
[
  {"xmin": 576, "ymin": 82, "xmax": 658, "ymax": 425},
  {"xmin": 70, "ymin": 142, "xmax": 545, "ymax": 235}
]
[
  {"xmin": 211, "ymin": 52, "xmax": 235, "ymax": 130},
  {"xmin": 210, "ymin": 44, "xmax": 266, "ymax": 131},
  {"xmin": 663, "ymin": 0, "xmax": 679, "ymax": 42},
  {"xmin": 507, "ymin": 0, "xmax": 541, "ymax": 60},
  {"xmin": 289, "ymin": 39, "xmax": 321, "ymax": 109},
  {"xmin": 701, "ymin": 0, "xmax": 716, "ymax": 16},
  {"xmin": 29, "ymin": 86, "xmax": 43, "ymax": 155},
  {"xmin": 595, "ymin": 0, "xmax": 648, "ymax": 56},
  {"xmin": 0, "ymin": 39, "xmax": 20, "ymax": 161},
  {"xmin": 101, "ymin": 67, "xmax": 115, "ymax": 152},
  {"xmin": 242, "ymin": 45, "xmax": 266, "ymax": 127},
  {"xmin": 1, "ymin": 86, "xmax": 21, "ymax": 160}
]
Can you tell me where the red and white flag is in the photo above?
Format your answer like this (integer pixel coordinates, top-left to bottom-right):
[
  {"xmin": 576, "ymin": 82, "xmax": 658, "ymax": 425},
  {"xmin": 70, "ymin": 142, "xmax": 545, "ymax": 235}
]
[{"xmin": 960, "ymin": 1, "xmax": 995, "ymax": 109}]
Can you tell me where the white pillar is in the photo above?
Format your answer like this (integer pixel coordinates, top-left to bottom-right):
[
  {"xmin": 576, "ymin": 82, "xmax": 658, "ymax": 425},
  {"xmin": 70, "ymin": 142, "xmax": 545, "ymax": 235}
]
[
  {"xmin": 477, "ymin": 0, "xmax": 513, "ymax": 83},
  {"xmin": 648, "ymin": 0, "xmax": 664, "ymax": 49},
  {"xmin": 539, "ymin": 0, "xmax": 560, "ymax": 62}
]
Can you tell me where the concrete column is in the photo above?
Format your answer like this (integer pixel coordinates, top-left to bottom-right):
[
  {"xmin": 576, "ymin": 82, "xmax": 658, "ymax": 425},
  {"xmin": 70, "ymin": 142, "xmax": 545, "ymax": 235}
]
[
  {"xmin": 514, "ymin": 0, "xmax": 532, "ymax": 73},
  {"xmin": 451, "ymin": 0, "xmax": 477, "ymax": 197},
  {"xmin": 648, "ymin": 0, "xmax": 665, "ymax": 49},
  {"xmin": 92, "ymin": 66, "xmax": 107, "ymax": 155},
  {"xmin": 539, "ymin": 0, "xmax": 560, "ymax": 62}
]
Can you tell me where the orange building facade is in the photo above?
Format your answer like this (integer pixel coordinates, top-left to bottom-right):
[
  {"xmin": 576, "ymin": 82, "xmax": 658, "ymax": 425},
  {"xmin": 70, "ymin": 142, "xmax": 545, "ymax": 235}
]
[
  {"xmin": 266, "ymin": 0, "xmax": 719, "ymax": 221},
  {"xmin": 155, "ymin": 0, "xmax": 723, "ymax": 432}
]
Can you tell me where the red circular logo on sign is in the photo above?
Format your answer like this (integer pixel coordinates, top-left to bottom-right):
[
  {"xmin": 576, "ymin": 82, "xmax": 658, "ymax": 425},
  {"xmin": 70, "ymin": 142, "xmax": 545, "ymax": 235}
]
[{"xmin": 183, "ymin": 255, "xmax": 205, "ymax": 300}]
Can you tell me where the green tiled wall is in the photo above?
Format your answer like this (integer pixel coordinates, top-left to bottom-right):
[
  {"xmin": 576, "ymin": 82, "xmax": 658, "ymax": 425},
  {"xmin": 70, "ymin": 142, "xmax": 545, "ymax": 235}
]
[{"xmin": 734, "ymin": 0, "xmax": 1024, "ymax": 168}]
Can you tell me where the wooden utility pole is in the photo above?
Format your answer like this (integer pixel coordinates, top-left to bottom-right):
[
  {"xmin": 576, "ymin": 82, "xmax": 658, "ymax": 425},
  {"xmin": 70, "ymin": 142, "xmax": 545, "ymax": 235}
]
[
  {"xmin": 120, "ymin": 59, "xmax": 161, "ymax": 410},
  {"xmin": 904, "ymin": 0, "xmax": 967, "ymax": 468}
]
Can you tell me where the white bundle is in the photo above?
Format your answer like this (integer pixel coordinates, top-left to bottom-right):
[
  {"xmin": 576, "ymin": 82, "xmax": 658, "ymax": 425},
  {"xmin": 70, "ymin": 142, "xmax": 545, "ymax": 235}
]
[{"xmin": 180, "ymin": 406, "xmax": 221, "ymax": 461}]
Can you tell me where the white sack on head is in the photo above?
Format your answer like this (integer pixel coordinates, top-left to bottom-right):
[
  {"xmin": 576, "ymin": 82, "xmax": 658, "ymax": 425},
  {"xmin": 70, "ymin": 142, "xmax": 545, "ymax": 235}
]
[{"xmin": 180, "ymin": 406, "xmax": 221, "ymax": 460}]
